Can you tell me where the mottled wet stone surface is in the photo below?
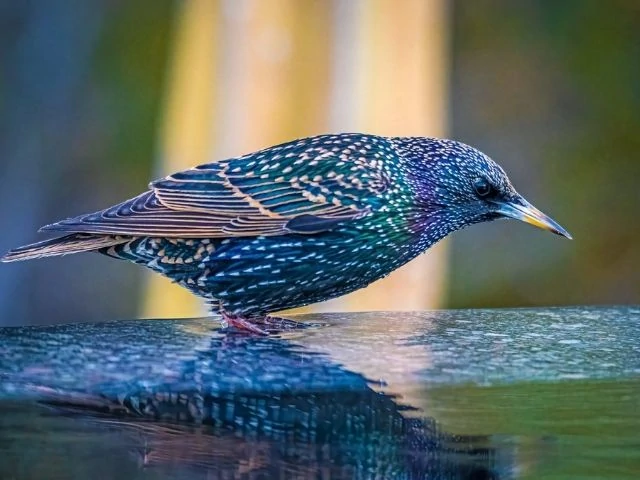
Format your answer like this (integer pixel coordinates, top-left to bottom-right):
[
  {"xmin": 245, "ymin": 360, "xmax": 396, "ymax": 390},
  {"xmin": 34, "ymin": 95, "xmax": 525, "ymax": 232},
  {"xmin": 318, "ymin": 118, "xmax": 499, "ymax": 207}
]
[{"xmin": 0, "ymin": 307, "xmax": 638, "ymax": 479}]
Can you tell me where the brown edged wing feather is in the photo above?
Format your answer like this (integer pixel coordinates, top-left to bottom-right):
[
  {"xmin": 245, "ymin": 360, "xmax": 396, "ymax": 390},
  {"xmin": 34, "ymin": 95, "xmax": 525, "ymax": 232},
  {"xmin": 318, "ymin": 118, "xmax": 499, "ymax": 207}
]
[{"xmin": 41, "ymin": 134, "xmax": 392, "ymax": 238}]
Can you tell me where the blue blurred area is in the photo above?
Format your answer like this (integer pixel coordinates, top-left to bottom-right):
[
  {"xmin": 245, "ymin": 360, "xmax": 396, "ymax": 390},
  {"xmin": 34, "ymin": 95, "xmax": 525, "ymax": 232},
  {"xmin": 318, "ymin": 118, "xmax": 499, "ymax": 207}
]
[
  {"xmin": 0, "ymin": 1, "xmax": 174, "ymax": 325},
  {"xmin": 0, "ymin": 1, "xmax": 637, "ymax": 326}
]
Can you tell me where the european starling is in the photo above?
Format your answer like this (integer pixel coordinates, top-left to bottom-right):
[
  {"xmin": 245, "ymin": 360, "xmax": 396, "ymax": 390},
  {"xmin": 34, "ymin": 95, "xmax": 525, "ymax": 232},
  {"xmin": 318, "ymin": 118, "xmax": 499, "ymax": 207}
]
[{"xmin": 2, "ymin": 134, "xmax": 571, "ymax": 333}]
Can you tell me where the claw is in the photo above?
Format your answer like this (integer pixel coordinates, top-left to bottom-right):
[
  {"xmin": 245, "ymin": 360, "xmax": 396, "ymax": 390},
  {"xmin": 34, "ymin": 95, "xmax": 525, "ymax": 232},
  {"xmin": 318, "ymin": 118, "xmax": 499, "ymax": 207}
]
[
  {"xmin": 263, "ymin": 315, "xmax": 306, "ymax": 330},
  {"xmin": 221, "ymin": 311, "xmax": 269, "ymax": 335}
]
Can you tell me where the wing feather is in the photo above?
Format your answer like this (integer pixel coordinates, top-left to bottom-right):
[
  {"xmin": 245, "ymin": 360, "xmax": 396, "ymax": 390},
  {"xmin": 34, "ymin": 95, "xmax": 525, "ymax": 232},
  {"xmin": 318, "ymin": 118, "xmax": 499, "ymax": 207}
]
[{"xmin": 42, "ymin": 134, "xmax": 393, "ymax": 238}]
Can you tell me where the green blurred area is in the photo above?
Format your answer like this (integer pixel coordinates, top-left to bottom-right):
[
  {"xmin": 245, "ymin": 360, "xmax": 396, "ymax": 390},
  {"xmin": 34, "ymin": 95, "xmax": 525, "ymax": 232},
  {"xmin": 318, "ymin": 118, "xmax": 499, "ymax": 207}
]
[
  {"xmin": 91, "ymin": 1, "xmax": 174, "ymax": 180},
  {"xmin": 0, "ymin": 1, "xmax": 637, "ymax": 325},
  {"xmin": 425, "ymin": 378, "xmax": 640, "ymax": 479},
  {"xmin": 448, "ymin": 0, "xmax": 640, "ymax": 307}
]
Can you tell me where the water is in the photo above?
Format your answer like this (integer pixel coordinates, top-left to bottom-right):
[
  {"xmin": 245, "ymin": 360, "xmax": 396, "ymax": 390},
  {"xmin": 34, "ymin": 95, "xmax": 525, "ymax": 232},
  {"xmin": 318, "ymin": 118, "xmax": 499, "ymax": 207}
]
[{"xmin": 0, "ymin": 307, "xmax": 638, "ymax": 479}]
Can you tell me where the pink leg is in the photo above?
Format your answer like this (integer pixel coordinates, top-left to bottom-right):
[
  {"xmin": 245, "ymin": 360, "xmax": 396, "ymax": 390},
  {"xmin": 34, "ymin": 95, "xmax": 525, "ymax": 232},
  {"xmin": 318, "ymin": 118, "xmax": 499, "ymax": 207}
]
[{"xmin": 221, "ymin": 311, "xmax": 269, "ymax": 335}]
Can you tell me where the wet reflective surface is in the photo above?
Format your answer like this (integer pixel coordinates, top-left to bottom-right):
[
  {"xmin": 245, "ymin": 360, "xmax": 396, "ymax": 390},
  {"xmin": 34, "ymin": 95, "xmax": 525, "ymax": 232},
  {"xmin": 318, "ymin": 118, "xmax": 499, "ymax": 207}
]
[{"xmin": 0, "ymin": 307, "xmax": 639, "ymax": 479}]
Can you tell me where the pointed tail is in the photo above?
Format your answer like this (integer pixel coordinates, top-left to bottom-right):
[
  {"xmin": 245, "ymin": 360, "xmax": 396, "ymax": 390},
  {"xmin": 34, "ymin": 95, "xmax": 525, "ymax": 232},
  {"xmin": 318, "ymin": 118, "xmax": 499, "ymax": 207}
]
[{"xmin": 1, "ymin": 234, "xmax": 129, "ymax": 262}]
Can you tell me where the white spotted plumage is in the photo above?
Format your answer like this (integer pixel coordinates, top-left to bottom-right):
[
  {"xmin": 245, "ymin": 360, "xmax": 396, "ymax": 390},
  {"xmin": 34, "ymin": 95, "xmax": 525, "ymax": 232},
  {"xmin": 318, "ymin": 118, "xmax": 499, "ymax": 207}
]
[{"xmin": 4, "ymin": 133, "xmax": 530, "ymax": 323}]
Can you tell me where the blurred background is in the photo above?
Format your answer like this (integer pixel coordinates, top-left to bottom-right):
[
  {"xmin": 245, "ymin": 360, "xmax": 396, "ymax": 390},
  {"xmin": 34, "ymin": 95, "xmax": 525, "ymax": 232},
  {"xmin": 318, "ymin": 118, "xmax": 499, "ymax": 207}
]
[{"xmin": 0, "ymin": 0, "xmax": 638, "ymax": 326}]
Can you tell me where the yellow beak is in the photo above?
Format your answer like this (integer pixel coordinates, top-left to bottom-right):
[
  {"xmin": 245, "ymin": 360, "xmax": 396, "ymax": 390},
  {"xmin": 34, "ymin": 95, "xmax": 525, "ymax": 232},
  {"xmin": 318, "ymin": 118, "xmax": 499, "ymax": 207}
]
[{"xmin": 493, "ymin": 197, "xmax": 572, "ymax": 239}]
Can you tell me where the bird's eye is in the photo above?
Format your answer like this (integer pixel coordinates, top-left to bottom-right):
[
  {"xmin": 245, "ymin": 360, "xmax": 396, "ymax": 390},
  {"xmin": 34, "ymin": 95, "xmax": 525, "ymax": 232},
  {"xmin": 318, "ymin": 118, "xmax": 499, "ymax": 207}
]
[{"xmin": 473, "ymin": 178, "xmax": 493, "ymax": 198}]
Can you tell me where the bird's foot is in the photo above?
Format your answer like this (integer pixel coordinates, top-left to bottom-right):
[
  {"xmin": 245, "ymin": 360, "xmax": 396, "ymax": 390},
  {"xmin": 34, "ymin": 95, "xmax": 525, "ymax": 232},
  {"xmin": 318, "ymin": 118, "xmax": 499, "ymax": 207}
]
[
  {"xmin": 261, "ymin": 315, "xmax": 308, "ymax": 331},
  {"xmin": 220, "ymin": 311, "xmax": 268, "ymax": 336},
  {"xmin": 219, "ymin": 312, "xmax": 311, "ymax": 335}
]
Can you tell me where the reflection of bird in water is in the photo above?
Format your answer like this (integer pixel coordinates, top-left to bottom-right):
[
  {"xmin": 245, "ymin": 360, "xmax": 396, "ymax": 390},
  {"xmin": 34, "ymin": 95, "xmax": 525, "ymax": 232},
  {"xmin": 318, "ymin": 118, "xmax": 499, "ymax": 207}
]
[
  {"xmin": 3, "ymin": 134, "xmax": 570, "ymax": 333},
  {"xmin": 2, "ymin": 318, "xmax": 514, "ymax": 478},
  {"xmin": 41, "ymin": 371, "xmax": 506, "ymax": 479},
  {"xmin": 92, "ymin": 403, "xmax": 505, "ymax": 479}
]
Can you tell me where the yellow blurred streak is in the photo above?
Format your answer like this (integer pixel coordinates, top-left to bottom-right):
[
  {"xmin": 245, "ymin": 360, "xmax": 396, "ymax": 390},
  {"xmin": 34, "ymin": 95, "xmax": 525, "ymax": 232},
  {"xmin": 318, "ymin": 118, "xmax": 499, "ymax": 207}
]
[
  {"xmin": 214, "ymin": 0, "xmax": 331, "ymax": 152},
  {"xmin": 141, "ymin": 0, "xmax": 219, "ymax": 318}
]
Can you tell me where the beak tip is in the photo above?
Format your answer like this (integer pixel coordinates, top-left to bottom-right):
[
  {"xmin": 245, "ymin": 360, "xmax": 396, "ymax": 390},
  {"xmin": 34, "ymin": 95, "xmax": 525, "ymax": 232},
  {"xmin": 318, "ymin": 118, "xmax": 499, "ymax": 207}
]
[{"xmin": 551, "ymin": 222, "xmax": 572, "ymax": 240}]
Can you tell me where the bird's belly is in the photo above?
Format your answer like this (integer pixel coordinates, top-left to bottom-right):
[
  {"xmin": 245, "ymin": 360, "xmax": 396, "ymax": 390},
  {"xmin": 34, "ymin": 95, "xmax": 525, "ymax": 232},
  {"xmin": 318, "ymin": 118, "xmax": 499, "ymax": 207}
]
[
  {"xmin": 202, "ymin": 232, "xmax": 410, "ymax": 315},
  {"xmin": 125, "ymin": 227, "xmax": 420, "ymax": 316}
]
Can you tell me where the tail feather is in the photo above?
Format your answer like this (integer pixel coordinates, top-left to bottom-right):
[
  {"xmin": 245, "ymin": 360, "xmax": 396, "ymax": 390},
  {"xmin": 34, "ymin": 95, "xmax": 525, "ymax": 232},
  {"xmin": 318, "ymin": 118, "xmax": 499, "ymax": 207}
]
[{"xmin": 1, "ymin": 234, "xmax": 130, "ymax": 262}]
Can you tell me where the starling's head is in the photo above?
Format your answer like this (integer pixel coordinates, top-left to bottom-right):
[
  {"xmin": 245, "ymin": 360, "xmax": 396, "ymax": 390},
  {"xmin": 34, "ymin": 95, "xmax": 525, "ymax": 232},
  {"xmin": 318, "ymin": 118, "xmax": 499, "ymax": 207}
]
[{"xmin": 394, "ymin": 137, "xmax": 572, "ymax": 239}]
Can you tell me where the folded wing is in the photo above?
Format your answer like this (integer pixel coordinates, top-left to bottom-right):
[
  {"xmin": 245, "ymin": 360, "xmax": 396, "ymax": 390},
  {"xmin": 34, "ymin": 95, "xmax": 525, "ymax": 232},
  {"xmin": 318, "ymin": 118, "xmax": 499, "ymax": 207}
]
[{"xmin": 41, "ymin": 134, "xmax": 392, "ymax": 238}]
